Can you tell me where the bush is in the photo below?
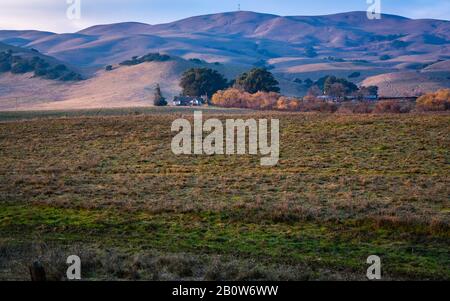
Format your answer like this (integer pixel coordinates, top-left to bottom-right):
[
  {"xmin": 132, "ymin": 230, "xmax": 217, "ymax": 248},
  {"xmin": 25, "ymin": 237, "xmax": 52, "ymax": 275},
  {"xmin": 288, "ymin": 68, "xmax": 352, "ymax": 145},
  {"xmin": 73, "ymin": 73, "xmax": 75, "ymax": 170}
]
[
  {"xmin": 211, "ymin": 89, "xmax": 280, "ymax": 110},
  {"xmin": 59, "ymin": 72, "xmax": 83, "ymax": 81},
  {"xmin": 141, "ymin": 53, "xmax": 170, "ymax": 62},
  {"xmin": 299, "ymin": 98, "xmax": 338, "ymax": 113},
  {"xmin": 44, "ymin": 68, "xmax": 62, "ymax": 80},
  {"xmin": 338, "ymin": 102, "xmax": 374, "ymax": 114},
  {"xmin": 34, "ymin": 67, "xmax": 48, "ymax": 77},
  {"xmin": 211, "ymin": 89, "xmax": 337, "ymax": 112},
  {"xmin": 120, "ymin": 53, "xmax": 171, "ymax": 66},
  {"xmin": 379, "ymin": 55, "xmax": 391, "ymax": 61},
  {"xmin": 374, "ymin": 100, "xmax": 412, "ymax": 114},
  {"xmin": 348, "ymin": 72, "xmax": 361, "ymax": 78},
  {"xmin": 0, "ymin": 50, "xmax": 82, "ymax": 81},
  {"xmin": 105, "ymin": 65, "xmax": 113, "ymax": 71},
  {"xmin": 11, "ymin": 61, "xmax": 33, "ymax": 74},
  {"xmin": 416, "ymin": 89, "xmax": 450, "ymax": 111}
]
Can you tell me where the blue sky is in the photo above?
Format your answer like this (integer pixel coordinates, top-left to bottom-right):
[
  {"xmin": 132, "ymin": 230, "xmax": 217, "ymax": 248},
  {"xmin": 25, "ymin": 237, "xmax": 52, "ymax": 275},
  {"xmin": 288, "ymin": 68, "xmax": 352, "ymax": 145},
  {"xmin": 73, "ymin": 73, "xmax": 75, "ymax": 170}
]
[{"xmin": 0, "ymin": 0, "xmax": 449, "ymax": 32}]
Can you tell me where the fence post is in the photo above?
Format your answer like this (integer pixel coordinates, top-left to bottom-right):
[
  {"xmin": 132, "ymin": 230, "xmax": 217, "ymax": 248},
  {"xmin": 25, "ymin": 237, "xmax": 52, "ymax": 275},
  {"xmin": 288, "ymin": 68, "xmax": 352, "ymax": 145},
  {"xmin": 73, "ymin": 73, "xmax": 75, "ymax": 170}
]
[{"xmin": 29, "ymin": 261, "xmax": 46, "ymax": 281}]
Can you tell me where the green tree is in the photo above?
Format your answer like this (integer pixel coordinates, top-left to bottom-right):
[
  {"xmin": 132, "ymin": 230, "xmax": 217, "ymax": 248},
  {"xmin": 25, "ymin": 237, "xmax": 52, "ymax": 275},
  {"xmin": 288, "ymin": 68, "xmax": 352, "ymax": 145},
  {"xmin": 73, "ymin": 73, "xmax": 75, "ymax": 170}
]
[
  {"xmin": 180, "ymin": 68, "xmax": 228, "ymax": 99},
  {"xmin": 11, "ymin": 60, "xmax": 33, "ymax": 74},
  {"xmin": 322, "ymin": 76, "xmax": 358, "ymax": 96},
  {"xmin": 235, "ymin": 68, "xmax": 280, "ymax": 94},
  {"xmin": 358, "ymin": 86, "xmax": 379, "ymax": 99},
  {"xmin": 153, "ymin": 84, "xmax": 167, "ymax": 106}
]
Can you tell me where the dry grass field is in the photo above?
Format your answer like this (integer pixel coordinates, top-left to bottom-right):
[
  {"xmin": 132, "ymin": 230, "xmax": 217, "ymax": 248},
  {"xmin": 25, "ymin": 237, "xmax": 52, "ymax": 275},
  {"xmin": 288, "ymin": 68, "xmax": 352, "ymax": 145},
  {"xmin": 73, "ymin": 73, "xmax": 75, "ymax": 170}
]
[{"xmin": 0, "ymin": 108, "xmax": 449, "ymax": 280}]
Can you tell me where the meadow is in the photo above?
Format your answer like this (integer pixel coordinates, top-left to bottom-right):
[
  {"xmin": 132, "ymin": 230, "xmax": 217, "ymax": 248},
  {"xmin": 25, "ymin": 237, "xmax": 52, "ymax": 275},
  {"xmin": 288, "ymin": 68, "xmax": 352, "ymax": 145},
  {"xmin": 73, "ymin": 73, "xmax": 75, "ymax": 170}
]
[{"xmin": 0, "ymin": 108, "xmax": 449, "ymax": 280}]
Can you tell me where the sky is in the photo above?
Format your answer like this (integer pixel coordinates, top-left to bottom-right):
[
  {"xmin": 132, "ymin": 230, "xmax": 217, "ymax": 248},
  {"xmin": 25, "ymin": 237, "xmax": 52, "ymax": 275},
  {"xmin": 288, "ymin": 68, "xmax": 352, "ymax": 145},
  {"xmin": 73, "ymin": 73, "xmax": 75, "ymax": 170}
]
[{"xmin": 0, "ymin": 0, "xmax": 449, "ymax": 33}]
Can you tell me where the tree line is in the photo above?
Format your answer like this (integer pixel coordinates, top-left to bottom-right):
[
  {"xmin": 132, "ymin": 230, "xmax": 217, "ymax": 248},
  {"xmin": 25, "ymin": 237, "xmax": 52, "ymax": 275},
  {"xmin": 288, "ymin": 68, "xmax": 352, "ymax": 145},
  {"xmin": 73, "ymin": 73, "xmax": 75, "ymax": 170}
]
[{"xmin": 0, "ymin": 50, "xmax": 83, "ymax": 81}]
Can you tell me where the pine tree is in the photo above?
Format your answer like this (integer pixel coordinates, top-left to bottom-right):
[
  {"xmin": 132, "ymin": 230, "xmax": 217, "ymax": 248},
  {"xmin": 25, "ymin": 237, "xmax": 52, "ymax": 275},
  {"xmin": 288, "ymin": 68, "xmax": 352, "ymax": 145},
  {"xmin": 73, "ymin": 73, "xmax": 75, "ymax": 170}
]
[{"xmin": 153, "ymin": 84, "xmax": 167, "ymax": 106}]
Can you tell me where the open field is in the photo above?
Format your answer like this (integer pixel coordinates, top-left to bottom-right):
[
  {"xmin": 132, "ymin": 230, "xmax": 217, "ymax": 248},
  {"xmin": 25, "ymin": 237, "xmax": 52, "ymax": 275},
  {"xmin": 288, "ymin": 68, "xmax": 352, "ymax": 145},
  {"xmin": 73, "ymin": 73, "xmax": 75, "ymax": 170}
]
[
  {"xmin": 0, "ymin": 109, "xmax": 449, "ymax": 280},
  {"xmin": 0, "ymin": 106, "xmax": 256, "ymax": 122}
]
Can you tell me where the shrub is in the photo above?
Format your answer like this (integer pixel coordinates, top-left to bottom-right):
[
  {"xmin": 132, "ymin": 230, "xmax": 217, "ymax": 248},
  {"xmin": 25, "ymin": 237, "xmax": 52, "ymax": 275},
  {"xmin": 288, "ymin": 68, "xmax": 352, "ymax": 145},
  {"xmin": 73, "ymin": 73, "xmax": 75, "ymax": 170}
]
[
  {"xmin": 105, "ymin": 65, "xmax": 113, "ymax": 71},
  {"xmin": 348, "ymin": 72, "xmax": 361, "ymax": 78},
  {"xmin": 141, "ymin": 53, "xmax": 171, "ymax": 63},
  {"xmin": 11, "ymin": 61, "xmax": 33, "ymax": 74},
  {"xmin": 338, "ymin": 102, "xmax": 374, "ymax": 114},
  {"xmin": 416, "ymin": 89, "xmax": 450, "ymax": 111},
  {"xmin": 299, "ymin": 98, "xmax": 338, "ymax": 113},
  {"xmin": 379, "ymin": 55, "xmax": 391, "ymax": 61},
  {"xmin": 34, "ymin": 67, "xmax": 48, "ymax": 77},
  {"xmin": 212, "ymin": 88, "xmax": 337, "ymax": 112},
  {"xmin": 120, "ymin": 53, "xmax": 171, "ymax": 66},
  {"xmin": 44, "ymin": 68, "xmax": 62, "ymax": 80},
  {"xmin": 212, "ymin": 88, "xmax": 279, "ymax": 110},
  {"xmin": 59, "ymin": 72, "xmax": 83, "ymax": 81},
  {"xmin": 0, "ymin": 50, "xmax": 82, "ymax": 81},
  {"xmin": 374, "ymin": 100, "xmax": 412, "ymax": 114}
]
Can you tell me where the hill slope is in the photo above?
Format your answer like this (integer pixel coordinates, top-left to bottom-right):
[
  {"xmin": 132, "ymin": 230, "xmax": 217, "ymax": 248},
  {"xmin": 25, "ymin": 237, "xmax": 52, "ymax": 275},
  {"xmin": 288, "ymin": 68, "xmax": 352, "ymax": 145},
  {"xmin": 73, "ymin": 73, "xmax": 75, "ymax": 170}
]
[
  {"xmin": 2, "ymin": 11, "xmax": 449, "ymax": 70},
  {"xmin": 0, "ymin": 11, "xmax": 449, "ymax": 109},
  {"xmin": 0, "ymin": 57, "xmax": 250, "ymax": 111}
]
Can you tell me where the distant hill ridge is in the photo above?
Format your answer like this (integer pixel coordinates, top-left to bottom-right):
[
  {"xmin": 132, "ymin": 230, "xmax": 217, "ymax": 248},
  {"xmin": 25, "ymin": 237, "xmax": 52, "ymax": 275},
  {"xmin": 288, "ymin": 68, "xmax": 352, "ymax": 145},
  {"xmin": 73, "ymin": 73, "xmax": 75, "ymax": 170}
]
[
  {"xmin": 0, "ymin": 11, "xmax": 448, "ymax": 68},
  {"xmin": 0, "ymin": 11, "xmax": 449, "ymax": 110}
]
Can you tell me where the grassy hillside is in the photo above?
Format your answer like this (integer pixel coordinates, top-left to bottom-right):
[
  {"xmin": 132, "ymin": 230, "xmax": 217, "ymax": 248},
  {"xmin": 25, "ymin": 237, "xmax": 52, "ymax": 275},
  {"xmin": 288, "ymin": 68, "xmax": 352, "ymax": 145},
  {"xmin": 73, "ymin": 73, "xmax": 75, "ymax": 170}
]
[
  {"xmin": 0, "ymin": 57, "xmax": 305, "ymax": 111},
  {"xmin": 0, "ymin": 110, "xmax": 448, "ymax": 280},
  {"xmin": 362, "ymin": 70, "xmax": 450, "ymax": 97}
]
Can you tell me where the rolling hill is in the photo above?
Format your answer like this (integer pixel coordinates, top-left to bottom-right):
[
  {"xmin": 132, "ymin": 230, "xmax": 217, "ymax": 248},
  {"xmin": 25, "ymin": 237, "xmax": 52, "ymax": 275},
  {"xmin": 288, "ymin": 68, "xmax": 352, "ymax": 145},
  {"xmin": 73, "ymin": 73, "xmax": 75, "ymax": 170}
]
[{"xmin": 0, "ymin": 11, "xmax": 449, "ymax": 110}]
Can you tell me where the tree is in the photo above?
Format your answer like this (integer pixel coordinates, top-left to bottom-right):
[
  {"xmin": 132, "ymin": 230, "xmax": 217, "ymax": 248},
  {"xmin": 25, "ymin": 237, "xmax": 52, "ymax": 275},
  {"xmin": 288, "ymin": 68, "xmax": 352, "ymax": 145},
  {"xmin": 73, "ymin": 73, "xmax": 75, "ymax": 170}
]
[
  {"xmin": 323, "ymin": 76, "xmax": 358, "ymax": 96},
  {"xmin": 120, "ymin": 53, "xmax": 171, "ymax": 66},
  {"xmin": 11, "ymin": 60, "xmax": 33, "ymax": 74},
  {"xmin": 153, "ymin": 84, "xmax": 167, "ymax": 106},
  {"xmin": 307, "ymin": 85, "xmax": 322, "ymax": 97},
  {"xmin": 235, "ymin": 68, "xmax": 280, "ymax": 94},
  {"xmin": 348, "ymin": 72, "xmax": 361, "ymax": 78},
  {"xmin": 60, "ymin": 72, "xmax": 83, "ymax": 81},
  {"xmin": 359, "ymin": 86, "xmax": 379, "ymax": 99},
  {"xmin": 180, "ymin": 68, "xmax": 228, "ymax": 99},
  {"xmin": 327, "ymin": 83, "xmax": 346, "ymax": 98}
]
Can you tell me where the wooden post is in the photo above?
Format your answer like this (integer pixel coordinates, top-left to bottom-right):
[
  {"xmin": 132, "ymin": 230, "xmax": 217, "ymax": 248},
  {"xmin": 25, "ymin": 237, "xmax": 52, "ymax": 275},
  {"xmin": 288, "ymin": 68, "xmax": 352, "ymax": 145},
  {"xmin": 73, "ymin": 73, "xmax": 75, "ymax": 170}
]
[{"xmin": 29, "ymin": 261, "xmax": 46, "ymax": 281}]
